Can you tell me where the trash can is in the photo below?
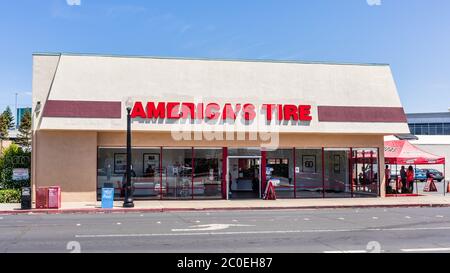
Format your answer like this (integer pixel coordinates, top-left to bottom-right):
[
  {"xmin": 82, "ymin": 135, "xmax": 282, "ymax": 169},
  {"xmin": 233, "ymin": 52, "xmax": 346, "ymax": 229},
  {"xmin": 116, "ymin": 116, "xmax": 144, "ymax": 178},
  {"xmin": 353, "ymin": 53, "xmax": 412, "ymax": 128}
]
[{"xmin": 21, "ymin": 187, "xmax": 32, "ymax": 210}]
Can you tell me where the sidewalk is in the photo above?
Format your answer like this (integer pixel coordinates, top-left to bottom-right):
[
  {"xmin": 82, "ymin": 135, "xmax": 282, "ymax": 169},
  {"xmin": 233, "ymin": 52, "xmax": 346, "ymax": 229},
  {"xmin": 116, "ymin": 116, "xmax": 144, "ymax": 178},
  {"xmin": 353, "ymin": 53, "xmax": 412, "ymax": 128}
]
[{"xmin": 2, "ymin": 195, "xmax": 450, "ymax": 215}]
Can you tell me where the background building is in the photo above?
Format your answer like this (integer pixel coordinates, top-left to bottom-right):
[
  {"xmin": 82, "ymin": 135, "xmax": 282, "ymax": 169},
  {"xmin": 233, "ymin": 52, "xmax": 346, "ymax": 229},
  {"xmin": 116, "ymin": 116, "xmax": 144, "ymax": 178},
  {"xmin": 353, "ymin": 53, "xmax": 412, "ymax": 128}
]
[
  {"xmin": 406, "ymin": 110, "xmax": 450, "ymax": 177},
  {"xmin": 408, "ymin": 111, "xmax": 450, "ymax": 136},
  {"xmin": 16, "ymin": 107, "xmax": 31, "ymax": 129}
]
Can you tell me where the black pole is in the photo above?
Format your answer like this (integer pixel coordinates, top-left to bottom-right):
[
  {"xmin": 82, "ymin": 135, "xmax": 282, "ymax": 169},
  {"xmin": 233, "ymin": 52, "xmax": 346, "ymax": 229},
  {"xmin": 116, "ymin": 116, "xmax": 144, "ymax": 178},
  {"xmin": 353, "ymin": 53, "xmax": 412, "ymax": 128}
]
[{"xmin": 123, "ymin": 107, "xmax": 134, "ymax": 208}]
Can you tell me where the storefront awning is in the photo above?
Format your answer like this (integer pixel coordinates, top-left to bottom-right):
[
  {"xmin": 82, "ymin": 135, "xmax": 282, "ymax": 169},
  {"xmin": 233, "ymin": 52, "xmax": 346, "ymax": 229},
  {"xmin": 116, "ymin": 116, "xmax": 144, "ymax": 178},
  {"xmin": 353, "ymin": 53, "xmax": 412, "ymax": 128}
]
[{"xmin": 384, "ymin": 140, "xmax": 445, "ymax": 165}]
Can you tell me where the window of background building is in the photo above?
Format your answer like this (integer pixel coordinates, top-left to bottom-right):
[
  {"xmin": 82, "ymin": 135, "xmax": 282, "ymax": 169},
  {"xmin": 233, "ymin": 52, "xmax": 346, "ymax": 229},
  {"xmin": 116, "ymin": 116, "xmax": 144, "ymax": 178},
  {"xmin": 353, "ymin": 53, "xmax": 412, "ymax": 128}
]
[
  {"xmin": 445, "ymin": 123, "xmax": 450, "ymax": 135},
  {"xmin": 409, "ymin": 123, "xmax": 450, "ymax": 136}
]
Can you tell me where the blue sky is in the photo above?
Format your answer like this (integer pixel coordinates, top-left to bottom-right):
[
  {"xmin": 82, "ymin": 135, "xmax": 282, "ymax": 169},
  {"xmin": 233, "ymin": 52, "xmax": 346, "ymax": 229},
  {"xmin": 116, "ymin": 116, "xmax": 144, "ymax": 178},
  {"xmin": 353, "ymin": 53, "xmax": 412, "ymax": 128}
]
[{"xmin": 1, "ymin": 0, "xmax": 449, "ymax": 118}]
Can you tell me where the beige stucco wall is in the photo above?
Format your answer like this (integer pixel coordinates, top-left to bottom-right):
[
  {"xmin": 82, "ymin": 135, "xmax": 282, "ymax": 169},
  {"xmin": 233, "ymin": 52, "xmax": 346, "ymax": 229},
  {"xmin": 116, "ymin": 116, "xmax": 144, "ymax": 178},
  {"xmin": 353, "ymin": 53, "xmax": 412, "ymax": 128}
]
[
  {"xmin": 98, "ymin": 131, "xmax": 384, "ymax": 149},
  {"xmin": 33, "ymin": 131, "xmax": 97, "ymax": 202}
]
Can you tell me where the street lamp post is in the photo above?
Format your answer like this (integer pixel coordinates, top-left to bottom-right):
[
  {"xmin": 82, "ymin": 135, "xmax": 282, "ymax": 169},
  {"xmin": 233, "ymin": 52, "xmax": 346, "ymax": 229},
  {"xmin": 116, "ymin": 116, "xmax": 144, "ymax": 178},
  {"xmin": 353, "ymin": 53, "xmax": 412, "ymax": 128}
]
[{"xmin": 123, "ymin": 99, "xmax": 135, "ymax": 208}]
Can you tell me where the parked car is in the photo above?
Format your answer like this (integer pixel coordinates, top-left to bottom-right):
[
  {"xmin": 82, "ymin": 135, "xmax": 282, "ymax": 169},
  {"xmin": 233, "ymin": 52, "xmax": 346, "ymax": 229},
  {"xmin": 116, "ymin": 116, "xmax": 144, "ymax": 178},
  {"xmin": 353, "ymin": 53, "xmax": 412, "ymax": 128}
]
[
  {"xmin": 422, "ymin": 169, "xmax": 445, "ymax": 182},
  {"xmin": 389, "ymin": 168, "xmax": 426, "ymax": 182},
  {"xmin": 414, "ymin": 168, "xmax": 427, "ymax": 182}
]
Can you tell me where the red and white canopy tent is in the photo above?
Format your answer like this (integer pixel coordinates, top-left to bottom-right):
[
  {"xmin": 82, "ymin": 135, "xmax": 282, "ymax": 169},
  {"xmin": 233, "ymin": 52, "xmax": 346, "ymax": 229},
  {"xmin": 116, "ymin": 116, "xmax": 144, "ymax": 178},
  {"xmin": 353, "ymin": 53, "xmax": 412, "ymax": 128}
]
[
  {"xmin": 384, "ymin": 140, "xmax": 445, "ymax": 165},
  {"xmin": 384, "ymin": 140, "xmax": 446, "ymax": 195}
]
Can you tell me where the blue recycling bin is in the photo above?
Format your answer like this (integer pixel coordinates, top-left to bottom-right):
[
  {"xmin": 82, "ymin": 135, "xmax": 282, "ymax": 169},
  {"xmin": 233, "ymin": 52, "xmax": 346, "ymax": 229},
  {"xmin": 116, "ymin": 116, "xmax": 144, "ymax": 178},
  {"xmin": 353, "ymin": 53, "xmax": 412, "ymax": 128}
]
[{"xmin": 101, "ymin": 188, "xmax": 114, "ymax": 209}]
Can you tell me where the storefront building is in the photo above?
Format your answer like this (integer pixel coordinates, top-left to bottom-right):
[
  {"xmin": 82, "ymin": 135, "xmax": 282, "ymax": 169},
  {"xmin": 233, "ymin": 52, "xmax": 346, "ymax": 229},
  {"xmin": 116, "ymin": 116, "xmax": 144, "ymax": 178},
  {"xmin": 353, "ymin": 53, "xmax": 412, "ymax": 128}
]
[{"xmin": 32, "ymin": 53, "xmax": 410, "ymax": 202}]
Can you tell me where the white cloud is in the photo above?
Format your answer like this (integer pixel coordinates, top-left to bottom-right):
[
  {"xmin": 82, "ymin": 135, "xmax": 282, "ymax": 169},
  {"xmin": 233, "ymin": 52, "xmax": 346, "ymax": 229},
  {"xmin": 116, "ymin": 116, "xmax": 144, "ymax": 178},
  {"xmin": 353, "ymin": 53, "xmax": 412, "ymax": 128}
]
[{"xmin": 66, "ymin": 0, "xmax": 81, "ymax": 6}]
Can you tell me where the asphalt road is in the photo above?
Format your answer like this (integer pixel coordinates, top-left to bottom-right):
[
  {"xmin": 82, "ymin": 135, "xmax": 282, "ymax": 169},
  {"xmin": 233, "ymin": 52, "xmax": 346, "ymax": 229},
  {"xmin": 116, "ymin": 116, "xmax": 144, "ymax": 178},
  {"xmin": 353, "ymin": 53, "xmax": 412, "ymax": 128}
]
[{"xmin": 1, "ymin": 207, "xmax": 450, "ymax": 253}]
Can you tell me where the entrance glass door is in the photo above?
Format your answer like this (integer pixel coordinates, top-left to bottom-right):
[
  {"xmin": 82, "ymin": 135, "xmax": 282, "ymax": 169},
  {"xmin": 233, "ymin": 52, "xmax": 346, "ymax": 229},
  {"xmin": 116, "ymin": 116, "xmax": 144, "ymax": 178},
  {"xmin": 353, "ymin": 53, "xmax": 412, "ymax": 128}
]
[{"xmin": 227, "ymin": 156, "xmax": 261, "ymax": 199}]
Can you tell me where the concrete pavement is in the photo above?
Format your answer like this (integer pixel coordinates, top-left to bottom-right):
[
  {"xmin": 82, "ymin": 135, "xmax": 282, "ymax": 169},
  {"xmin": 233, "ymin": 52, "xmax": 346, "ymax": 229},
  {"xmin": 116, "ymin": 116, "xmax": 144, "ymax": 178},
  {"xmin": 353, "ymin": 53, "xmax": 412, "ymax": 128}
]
[
  {"xmin": 2, "ymin": 195, "xmax": 450, "ymax": 215},
  {"xmin": 1, "ymin": 207, "xmax": 450, "ymax": 253}
]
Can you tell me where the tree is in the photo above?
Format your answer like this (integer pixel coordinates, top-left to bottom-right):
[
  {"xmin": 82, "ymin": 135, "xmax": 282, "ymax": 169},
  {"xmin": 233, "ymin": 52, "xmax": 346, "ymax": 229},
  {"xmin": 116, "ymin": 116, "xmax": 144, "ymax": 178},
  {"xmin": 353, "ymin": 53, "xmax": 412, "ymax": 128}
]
[
  {"xmin": 0, "ymin": 107, "xmax": 14, "ymax": 139},
  {"xmin": 2, "ymin": 106, "xmax": 14, "ymax": 130},
  {"xmin": 16, "ymin": 110, "xmax": 32, "ymax": 149},
  {"xmin": 0, "ymin": 115, "xmax": 8, "ymax": 139}
]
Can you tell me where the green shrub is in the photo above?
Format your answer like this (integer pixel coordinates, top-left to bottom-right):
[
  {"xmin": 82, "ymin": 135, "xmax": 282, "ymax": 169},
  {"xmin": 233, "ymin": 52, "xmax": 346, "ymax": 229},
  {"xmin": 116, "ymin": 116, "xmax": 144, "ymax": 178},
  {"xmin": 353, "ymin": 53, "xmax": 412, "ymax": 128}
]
[
  {"xmin": 0, "ymin": 144, "xmax": 31, "ymax": 189},
  {"xmin": 0, "ymin": 189, "xmax": 21, "ymax": 203}
]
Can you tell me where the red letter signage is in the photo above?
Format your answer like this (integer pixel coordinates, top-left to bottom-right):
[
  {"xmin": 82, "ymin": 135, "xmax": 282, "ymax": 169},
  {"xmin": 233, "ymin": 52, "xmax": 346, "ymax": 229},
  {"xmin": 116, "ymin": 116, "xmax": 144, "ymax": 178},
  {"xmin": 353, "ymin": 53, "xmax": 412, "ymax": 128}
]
[
  {"xmin": 130, "ymin": 101, "xmax": 313, "ymax": 123},
  {"xmin": 130, "ymin": 102, "xmax": 146, "ymax": 119},
  {"xmin": 146, "ymin": 102, "xmax": 166, "ymax": 119}
]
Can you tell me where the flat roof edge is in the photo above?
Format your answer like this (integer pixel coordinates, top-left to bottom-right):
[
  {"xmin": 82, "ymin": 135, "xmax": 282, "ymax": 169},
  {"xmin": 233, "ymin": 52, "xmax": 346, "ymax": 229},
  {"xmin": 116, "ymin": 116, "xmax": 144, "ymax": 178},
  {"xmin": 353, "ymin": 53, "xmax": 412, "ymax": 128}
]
[{"xmin": 32, "ymin": 52, "xmax": 390, "ymax": 67}]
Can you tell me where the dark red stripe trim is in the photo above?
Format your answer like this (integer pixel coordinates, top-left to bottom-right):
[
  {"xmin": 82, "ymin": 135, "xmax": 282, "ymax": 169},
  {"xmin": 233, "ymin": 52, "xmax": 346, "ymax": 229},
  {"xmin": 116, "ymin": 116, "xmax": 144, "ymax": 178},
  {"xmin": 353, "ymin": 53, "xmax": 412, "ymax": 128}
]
[
  {"xmin": 43, "ymin": 100, "xmax": 122, "ymax": 119},
  {"xmin": 318, "ymin": 106, "xmax": 407, "ymax": 123}
]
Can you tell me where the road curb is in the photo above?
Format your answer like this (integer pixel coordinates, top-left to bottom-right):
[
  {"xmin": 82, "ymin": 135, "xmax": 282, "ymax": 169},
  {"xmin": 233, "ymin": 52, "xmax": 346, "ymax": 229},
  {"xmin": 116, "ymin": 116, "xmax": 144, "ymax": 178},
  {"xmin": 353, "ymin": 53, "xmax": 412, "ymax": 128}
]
[{"xmin": 1, "ymin": 203, "xmax": 450, "ymax": 215}]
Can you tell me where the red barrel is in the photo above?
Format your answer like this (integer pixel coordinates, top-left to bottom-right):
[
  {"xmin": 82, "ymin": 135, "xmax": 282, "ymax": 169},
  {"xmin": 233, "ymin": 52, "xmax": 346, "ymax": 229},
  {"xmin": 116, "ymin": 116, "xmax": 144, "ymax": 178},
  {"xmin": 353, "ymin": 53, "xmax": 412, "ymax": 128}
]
[{"xmin": 48, "ymin": 186, "xmax": 61, "ymax": 209}]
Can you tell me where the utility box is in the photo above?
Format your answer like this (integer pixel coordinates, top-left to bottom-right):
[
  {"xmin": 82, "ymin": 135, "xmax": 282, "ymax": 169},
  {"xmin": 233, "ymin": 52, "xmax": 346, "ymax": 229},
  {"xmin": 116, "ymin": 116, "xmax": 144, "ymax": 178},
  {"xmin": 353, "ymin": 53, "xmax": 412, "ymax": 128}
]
[
  {"xmin": 35, "ymin": 187, "xmax": 49, "ymax": 209},
  {"xmin": 48, "ymin": 186, "xmax": 61, "ymax": 209},
  {"xmin": 21, "ymin": 187, "xmax": 32, "ymax": 210}
]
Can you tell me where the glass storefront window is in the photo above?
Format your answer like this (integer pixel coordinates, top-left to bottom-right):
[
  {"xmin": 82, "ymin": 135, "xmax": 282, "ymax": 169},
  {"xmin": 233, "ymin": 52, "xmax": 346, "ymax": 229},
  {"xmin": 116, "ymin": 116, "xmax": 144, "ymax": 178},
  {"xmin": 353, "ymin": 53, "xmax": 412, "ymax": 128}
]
[
  {"xmin": 97, "ymin": 147, "xmax": 162, "ymax": 200},
  {"xmin": 352, "ymin": 148, "xmax": 379, "ymax": 197},
  {"xmin": 228, "ymin": 148, "xmax": 261, "ymax": 157},
  {"xmin": 266, "ymin": 149, "xmax": 294, "ymax": 198},
  {"xmin": 162, "ymin": 148, "xmax": 193, "ymax": 199},
  {"xmin": 193, "ymin": 148, "xmax": 223, "ymax": 199},
  {"xmin": 97, "ymin": 146, "xmax": 380, "ymax": 200},
  {"xmin": 324, "ymin": 148, "xmax": 350, "ymax": 198},
  {"xmin": 295, "ymin": 149, "xmax": 323, "ymax": 198}
]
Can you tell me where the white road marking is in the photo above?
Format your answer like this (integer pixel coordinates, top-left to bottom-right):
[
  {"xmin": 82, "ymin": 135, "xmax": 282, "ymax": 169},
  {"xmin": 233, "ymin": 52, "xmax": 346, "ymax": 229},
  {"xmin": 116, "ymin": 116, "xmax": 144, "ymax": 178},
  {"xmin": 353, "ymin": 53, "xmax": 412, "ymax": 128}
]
[
  {"xmin": 140, "ymin": 214, "xmax": 144, "ymax": 217},
  {"xmin": 76, "ymin": 223, "xmax": 81, "ymax": 226},
  {"xmin": 436, "ymin": 215, "xmax": 444, "ymax": 218},
  {"xmin": 401, "ymin": 248, "xmax": 450, "ymax": 252},
  {"xmin": 116, "ymin": 222, "xmax": 121, "ymax": 225},
  {"xmin": 304, "ymin": 218, "xmax": 310, "ymax": 221},
  {"xmin": 405, "ymin": 216, "xmax": 411, "ymax": 219},
  {"xmin": 372, "ymin": 217, "xmax": 379, "ymax": 220},
  {"xmin": 232, "ymin": 220, "xmax": 238, "ymax": 222},
  {"xmin": 195, "ymin": 220, "xmax": 200, "ymax": 223},
  {"xmin": 76, "ymin": 226, "xmax": 450, "ymax": 239},
  {"xmin": 324, "ymin": 250, "xmax": 367, "ymax": 253},
  {"xmin": 172, "ymin": 224, "xmax": 254, "ymax": 232},
  {"xmin": 338, "ymin": 217, "xmax": 345, "ymax": 220},
  {"xmin": 157, "ymin": 221, "xmax": 161, "ymax": 224}
]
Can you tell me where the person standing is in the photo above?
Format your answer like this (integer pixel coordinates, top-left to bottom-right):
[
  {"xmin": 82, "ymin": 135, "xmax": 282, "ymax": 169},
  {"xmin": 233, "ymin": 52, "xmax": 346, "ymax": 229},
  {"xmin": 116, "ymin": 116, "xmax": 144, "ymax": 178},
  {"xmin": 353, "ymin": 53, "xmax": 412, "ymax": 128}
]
[
  {"xmin": 406, "ymin": 166, "xmax": 415, "ymax": 193},
  {"xmin": 385, "ymin": 165, "xmax": 391, "ymax": 193},
  {"xmin": 400, "ymin": 166, "xmax": 407, "ymax": 193}
]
